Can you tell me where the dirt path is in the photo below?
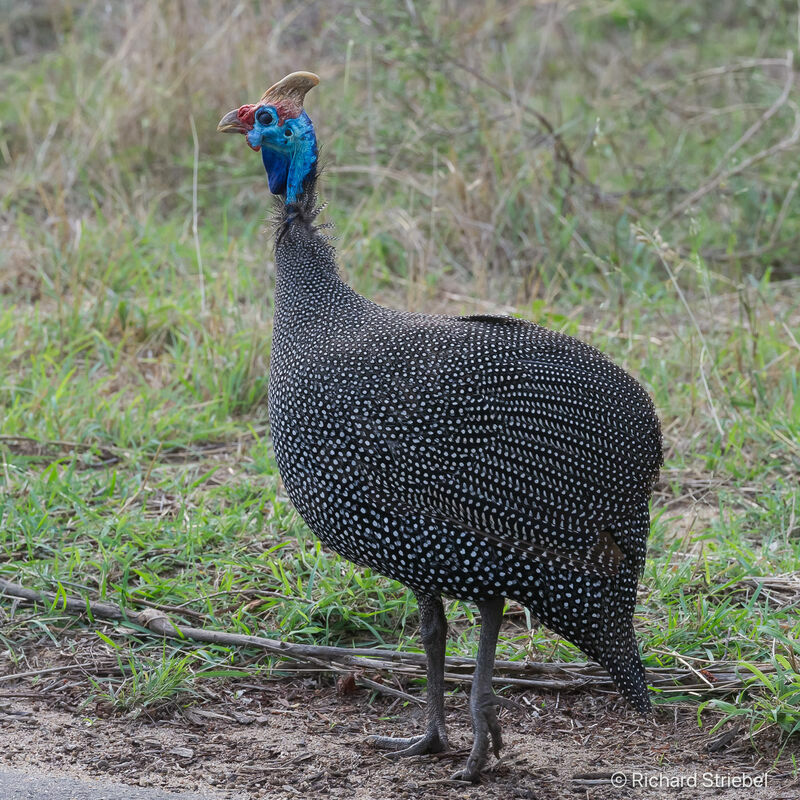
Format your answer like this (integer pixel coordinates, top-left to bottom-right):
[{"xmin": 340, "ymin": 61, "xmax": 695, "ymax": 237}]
[
  {"xmin": 0, "ymin": 769, "xmax": 220, "ymax": 800},
  {"xmin": 1, "ymin": 680, "xmax": 797, "ymax": 800}
]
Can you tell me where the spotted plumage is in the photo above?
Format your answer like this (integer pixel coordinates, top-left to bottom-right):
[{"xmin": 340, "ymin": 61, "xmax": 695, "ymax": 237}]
[{"xmin": 219, "ymin": 72, "xmax": 663, "ymax": 782}]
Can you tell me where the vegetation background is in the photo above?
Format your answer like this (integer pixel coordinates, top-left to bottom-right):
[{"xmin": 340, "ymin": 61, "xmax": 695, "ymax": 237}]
[{"xmin": 1, "ymin": 0, "xmax": 798, "ymax": 767}]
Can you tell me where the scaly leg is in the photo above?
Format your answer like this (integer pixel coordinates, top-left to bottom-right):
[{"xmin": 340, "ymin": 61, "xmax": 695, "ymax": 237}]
[
  {"xmin": 369, "ymin": 592, "xmax": 449, "ymax": 756},
  {"xmin": 452, "ymin": 596, "xmax": 505, "ymax": 782}
]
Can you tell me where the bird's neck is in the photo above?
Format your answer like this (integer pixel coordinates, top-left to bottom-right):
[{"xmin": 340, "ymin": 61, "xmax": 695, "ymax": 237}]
[
  {"xmin": 272, "ymin": 206, "xmax": 358, "ymax": 336},
  {"xmin": 274, "ymin": 220, "xmax": 338, "ymax": 299},
  {"xmin": 263, "ymin": 138, "xmax": 318, "ymax": 205}
]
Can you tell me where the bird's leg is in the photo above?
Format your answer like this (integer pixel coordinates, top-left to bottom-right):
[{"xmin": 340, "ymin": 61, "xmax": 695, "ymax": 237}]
[
  {"xmin": 368, "ymin": 592, "xmax": 448, "ymax": 756},
  {"xmin": 452, "ymin": 596, "xmax": 505, "ymax": 782}
]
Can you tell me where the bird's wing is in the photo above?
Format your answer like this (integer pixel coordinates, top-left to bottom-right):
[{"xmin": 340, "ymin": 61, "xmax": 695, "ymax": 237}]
[{"xmin": 343, "ymin": 316, "xmax": 660, "ymax": 576}]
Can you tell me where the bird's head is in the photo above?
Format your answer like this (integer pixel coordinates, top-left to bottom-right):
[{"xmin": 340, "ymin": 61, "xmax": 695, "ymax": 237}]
[{"xmin": 218, "ymin": 71, "xmax": 319, "ymax": 204}]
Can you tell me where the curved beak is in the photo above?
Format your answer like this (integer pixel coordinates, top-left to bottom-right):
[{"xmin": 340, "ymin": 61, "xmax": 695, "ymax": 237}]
[{"xmin": 217, "ymin": 108, "xmax": 247, "ymax": 134}]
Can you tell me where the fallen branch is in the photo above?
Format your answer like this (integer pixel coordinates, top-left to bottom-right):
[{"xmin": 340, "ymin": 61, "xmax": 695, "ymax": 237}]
[
  {"xmin": 0, "ymin": 578, "xmax": 769, "ymax": 697},
  {"xmin": 0, "ymin": 428, "xmax": 271, "ymax": 470},
  {"xmin": 0, "ymin": 435, "xmax": 120, "ymax": 468}
]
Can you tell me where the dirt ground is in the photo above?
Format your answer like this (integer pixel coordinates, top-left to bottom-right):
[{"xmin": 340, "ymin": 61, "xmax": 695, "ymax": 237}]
[{"xmin": 1, "ymin": 675, "xmax": 798, "ymax": 800}]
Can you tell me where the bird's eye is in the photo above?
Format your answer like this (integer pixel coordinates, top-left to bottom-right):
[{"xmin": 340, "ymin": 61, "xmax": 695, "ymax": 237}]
[{"xmin": 256, "ymin": 107, "xmax": 274, "ymax": 126}]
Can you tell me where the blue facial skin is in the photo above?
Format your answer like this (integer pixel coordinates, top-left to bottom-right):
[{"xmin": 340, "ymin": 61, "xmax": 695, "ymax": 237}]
[{"xmin": 247, "ymin": 107, "xmax": 317, "ymax": 204}]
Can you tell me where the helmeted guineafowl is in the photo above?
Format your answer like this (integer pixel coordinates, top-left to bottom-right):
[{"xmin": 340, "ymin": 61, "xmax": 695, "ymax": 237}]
[{"xmin": 218, "ymin": 71, "xmax": 662, "ymax": 782}]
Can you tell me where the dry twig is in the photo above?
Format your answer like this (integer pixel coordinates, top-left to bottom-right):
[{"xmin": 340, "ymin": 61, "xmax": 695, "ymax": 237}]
[{"xmin": 0, "ymin": 578, "xmax": 774, "ymax": 700}]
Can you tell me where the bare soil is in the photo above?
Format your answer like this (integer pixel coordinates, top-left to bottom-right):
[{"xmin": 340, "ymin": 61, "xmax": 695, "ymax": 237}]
[{"xmin": 1, "ymin": 676, "xmax": 798, "ymax": 800}]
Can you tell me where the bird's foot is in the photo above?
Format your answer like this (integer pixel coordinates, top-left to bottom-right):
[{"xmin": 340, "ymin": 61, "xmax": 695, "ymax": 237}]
[
  {"xmin": 451, "ymin": 696, "xmax": 503, "ymax": 782},
  {"xmin": 368, "ymin": 726, "xmax": 448, "ymax": 757}
]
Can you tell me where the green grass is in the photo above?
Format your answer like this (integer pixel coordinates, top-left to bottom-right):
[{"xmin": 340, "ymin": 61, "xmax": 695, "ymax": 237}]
[
  {"xmin": 1, "ymin": 0, "xmax": 799, "ymax": 752},
  {"xmin": 92, "ymin": 646, "xmax": 201, "ymax": 715}
]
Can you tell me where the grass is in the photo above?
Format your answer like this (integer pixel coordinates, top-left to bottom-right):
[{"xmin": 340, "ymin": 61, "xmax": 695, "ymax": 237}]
[
  {"xmin": 92, "ymin": 646, "xmax": 200, "ymax": 715},
  {"xmin": 1, "ymin": 0, "xmax": 799, "ymax": 757}
]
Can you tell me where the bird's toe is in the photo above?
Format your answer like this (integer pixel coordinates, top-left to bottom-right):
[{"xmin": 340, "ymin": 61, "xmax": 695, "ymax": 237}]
[
  {"xmin": 488, "ymin": 709, "xmax": 503, "ymax": 757},
  {"xmin": 453, "ymin": 696, "xmax": 504, "ymax": 781},
  {"xmin": 368, "ymin": 727, "xmax": 448, "ymax": 757}
]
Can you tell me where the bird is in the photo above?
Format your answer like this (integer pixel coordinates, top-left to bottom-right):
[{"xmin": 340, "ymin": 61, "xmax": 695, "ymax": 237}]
[{"xmin": 218, "ymin": 71, "xmax": 662, "ymax": 782}]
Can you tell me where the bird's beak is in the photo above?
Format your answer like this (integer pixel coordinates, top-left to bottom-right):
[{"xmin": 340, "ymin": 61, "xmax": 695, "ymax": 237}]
[{"xmin": 217, "ymin": 108, "xmax": 247, "ymax": 134}]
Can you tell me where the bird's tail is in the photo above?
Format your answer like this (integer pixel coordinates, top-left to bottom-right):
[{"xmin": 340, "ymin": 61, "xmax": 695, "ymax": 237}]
[
  {"xmin": 597, "ymin": 631, "xmax": 652, "ymax": 714},
  {"xmin": 521, "ymin": 503, "xmax": 652, "ymax": 714}
]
